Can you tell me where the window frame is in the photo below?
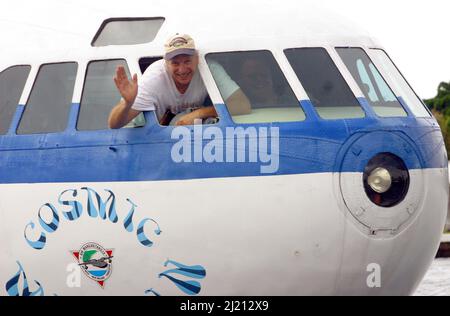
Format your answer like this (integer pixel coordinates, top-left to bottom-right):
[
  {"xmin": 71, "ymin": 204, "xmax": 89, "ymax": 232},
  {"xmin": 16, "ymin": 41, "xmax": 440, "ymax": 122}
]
[
  {"xmin": 335, "ymin": 46, "xmax": 409, "ymax": 118},
  {"xmin": 367, "ymin": 48, "xmax": 431, "ymax": 118},
  {"xmin": 77, "ymin": 58, "xmax": 147, "ymax": 131},
  {"xmin": 284, "ymin": 46, "xmax": 366, "ymax": 121},
  {"xmin": 0, "ymin": 64, "xmax": 32, "ymax": 135},
  {"xmin": 17, "ymin": 61, "xmax": 78, "ymax": 135},
  {"xmin": 204, "ymin": 49, "xmax": 307, "ymax": 125}
]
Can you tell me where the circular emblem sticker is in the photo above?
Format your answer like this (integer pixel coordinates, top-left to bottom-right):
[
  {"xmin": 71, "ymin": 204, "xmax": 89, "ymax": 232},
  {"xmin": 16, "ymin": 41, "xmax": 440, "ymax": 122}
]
[{"xmin": 71, "ymin": 242, "xmax": 113, "ymax": 289}]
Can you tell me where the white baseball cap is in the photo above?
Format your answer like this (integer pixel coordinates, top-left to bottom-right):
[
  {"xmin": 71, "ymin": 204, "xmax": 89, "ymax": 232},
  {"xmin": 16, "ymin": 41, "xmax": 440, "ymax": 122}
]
[{"xmin": 164, "ymin": 33, "xmax": 196, "ymax": 60}]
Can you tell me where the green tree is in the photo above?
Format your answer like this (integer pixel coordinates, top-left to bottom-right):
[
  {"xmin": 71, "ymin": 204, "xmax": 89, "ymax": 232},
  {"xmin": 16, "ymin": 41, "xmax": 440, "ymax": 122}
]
[
  {"xmin": 426, "ymin": 81, "xmax": 450, "ymax": 157},
  {"xmin": 425, "ymin": 81, "xmax": 450, "ymax": 111},
  {"xmin": 432, "ymin": 110, "xmax": 450, "ymax": 156}
]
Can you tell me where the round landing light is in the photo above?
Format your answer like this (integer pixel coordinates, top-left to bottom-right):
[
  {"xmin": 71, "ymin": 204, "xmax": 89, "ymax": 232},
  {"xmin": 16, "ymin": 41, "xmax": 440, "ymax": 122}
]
[
  {"xmin": 363, "ymin": 153, "xmax": 410, "ymax": 208},
  {"xmin": 367, "ymin": 167, "xmax": 392, "ymax": 194}
]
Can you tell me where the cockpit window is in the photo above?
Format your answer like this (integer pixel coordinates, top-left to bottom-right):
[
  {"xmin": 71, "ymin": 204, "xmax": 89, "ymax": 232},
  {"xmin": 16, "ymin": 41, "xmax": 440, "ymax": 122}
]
[
  {"xmin": 369, "ymin": 49, "xmax": 430, "ymax": 117},
  {"xmin": 77, "ymin": 59, "xmax": 145, "ymax": 131},
  {"xmin": 17, "ymin": 62, "xmax": 77, "ymax": 135},
  {"xmin": 206, "ymin": 50, "xmax": 305, "ymax": 124},
  {"xmin": 0, "ymin": 65, "xmax": 31, "ymax": 135},
  {"xmin": 284, "ymin": 48, "xmax": 364, "ymax": 120},
  {"xmin": 92, "ymin": 18, "xmax": 165, "ymax": 47},
  {"xmin": 336, "ymin": 48, "xmax": 407, "ymax": 117}
]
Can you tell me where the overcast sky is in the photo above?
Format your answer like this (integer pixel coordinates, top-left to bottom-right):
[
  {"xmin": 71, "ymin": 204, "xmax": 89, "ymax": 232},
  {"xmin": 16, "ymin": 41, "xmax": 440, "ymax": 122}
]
[
  {"xmin": 0, "ymin": 0, "xmax": 448, "ymax": 99},
  {"xmin": 316, "ymin": 0, "xmax": 450, "ymax": 99}
]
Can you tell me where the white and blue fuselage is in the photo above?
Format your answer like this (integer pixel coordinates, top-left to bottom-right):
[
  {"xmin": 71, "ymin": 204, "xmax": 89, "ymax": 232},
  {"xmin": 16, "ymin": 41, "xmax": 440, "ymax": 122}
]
[{"xmin": 0, "ymin": 1, "xmax": 448, "ymax": 296}]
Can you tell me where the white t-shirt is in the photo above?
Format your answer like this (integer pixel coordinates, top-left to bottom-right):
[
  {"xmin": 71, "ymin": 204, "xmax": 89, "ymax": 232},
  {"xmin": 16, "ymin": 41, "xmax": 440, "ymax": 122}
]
[
  {"xmin": 131, "ymin": 59, "xmax": 239, "ymax": 119},
  {"xmin": 208, "ymin": 61, "xmax": 240, "ymax": 102},
  {"xmin": 132, "ymin": 59, "xmax": 208, "ymax": 119}
]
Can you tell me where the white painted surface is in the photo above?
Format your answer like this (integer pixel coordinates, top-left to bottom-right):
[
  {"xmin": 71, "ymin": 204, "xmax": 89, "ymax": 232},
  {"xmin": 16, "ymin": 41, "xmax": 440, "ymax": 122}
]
[{"xmin": 0, "ymin": 169, "xmax": 447, "ymax": 295}]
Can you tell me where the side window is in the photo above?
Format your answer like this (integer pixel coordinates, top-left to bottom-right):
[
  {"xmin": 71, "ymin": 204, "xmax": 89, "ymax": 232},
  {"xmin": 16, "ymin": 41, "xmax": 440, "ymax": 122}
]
[
  {"xmin": 0, "ymin": 65, "xmax": 31, "ymax": 135},
  {"xmin": 77, "ymin": 60, "xmax": 145, "ymax": 131},
  {"xmin": 284, "ymin": 48, "xmax": 364, "ymax": 120},
  {"xmin": 336, "ymin": 48, "xmax": 407, "ymax": 117},
  {"xmin": 369, "ymin": 49, "xmax": 430, "ymax": 117},
  {"xmin": 17, "ymin": 63, "xmax": 78, "ymax": 135},
  {"xmin": 206, "ymin": 50, "xmax": 305, "ymax": 124}
]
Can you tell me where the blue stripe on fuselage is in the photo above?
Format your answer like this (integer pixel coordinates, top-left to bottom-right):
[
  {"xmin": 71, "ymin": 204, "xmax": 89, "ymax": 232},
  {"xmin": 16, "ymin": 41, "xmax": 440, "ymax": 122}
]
[{"xmin": 0, "ymin": 102, "xmax": 446, "ymax": 184}]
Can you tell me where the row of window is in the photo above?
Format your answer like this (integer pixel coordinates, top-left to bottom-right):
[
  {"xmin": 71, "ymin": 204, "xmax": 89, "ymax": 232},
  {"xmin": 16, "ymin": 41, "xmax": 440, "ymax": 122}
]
[
  {"xmin": 0, "ymin": 47, "xmax": 429, "ymax": 135},
  {"xmin": 207, "ymin": 48, "xmax": 429, "ymax": 123},
  {"xmin": 0, "ymin": 60, "xmax": 135, "ymax": 135}
]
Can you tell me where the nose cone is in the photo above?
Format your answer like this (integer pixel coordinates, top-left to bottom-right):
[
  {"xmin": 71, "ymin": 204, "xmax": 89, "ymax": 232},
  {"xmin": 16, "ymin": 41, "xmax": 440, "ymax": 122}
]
[{"xmin": 333, "ymin": 129, "xmax": 448, "ymax": 295}]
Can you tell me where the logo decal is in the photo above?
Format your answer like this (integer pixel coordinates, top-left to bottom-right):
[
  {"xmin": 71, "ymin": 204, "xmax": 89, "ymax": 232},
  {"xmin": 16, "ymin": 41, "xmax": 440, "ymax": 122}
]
[
  {"xmin": 71, "ymin": 242, "xmax": 113, "ymax": 289},
  {"xmin": 169, "ymin": 37, "xmax": 188, "ymax": 48}
]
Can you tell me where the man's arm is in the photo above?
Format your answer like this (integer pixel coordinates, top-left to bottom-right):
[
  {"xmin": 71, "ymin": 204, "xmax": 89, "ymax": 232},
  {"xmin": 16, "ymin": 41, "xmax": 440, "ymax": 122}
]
[
  {"xmin": 225, "ymin": 88, "xmax": 251, "ymax": 115},
  {"xmin": 108, "ymin": 66, "xmax": 141, "ymax": 129},
  {"xmin": 208, "ymin": 61, "xmax": 252, "ymax": 116},
  {"xmin": 174, "ymin": 89, "xmax": 252, "ymax": 126},
  {"xmin": 175, "ymin": 106, "xmax": 217, "ymax": 126},
  {"xmin": 108, "ymin": 99, "xmax": 142, "ymax": 129}
]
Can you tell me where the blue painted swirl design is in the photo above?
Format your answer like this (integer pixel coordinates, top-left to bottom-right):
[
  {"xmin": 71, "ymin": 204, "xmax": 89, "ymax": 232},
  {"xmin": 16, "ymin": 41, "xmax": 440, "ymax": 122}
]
[
  {"xmin": 24, "ymin": 222, "xmax": 46, "ymax": 250},
  {"xmin": 159, "ymin": 259, "xmax": 206, "ymax": 296},
  {"xmin": 123, "ymin": 198, "xmax": 137, "ymax": 232},
  {"xmin": 80, "ymin": 187, "xmax": 118, "ymax": 222},
  {"xmin": 104, "ymin": 190, "xmax": 118, "ymax": 223},
  {"xmin": 136, "ymin": 218, "xmax": 162, "ymax": 247},
  {"xmin": 38, "ymin": 203, "xmax": 59, "ymax": 233},
  {"xmin": 144, "ymin": 288, "xmax": 161, "ymax": 296},
  {"xmin": 58, "ymin": 189, "xmax": 83, "ymax": 221},
  {"xmin": 5, "ymin": 261, "xmax": 44, "ymax": 296}
]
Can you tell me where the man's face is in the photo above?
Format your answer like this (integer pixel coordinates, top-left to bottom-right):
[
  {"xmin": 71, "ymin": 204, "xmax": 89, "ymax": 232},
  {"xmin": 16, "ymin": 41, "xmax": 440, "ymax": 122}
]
[{"xmin": 166, "ymin": 54, "xmax": 198, "ymax": 87}]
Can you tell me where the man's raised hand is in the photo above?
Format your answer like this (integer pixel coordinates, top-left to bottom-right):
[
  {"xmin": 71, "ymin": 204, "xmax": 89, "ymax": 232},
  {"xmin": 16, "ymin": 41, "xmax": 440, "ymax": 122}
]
[{"xmin": 114, "ymin": 66, "xmax": 138, "ymax": 107}]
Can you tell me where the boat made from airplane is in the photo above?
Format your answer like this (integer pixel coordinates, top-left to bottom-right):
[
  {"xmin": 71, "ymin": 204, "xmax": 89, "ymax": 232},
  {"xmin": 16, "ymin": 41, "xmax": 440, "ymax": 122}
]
[{"xmin": 0, "ymin": 0, "xmax": 448, "ymax": 296}]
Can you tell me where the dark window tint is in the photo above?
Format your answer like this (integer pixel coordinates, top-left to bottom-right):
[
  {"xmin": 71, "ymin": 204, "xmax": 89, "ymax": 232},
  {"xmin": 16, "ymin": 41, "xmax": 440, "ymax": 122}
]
[
  {"xmin": 336, "ymin": 48, "xmax": 407, "ymax": 117},
  {"xmin": 92, "ymin": 18, "xmax": 165, "ymax": 47},
  {"xmin": 77, "ymin": 60, "xmax": 145, "ymax": 131},
  {"xmin": 17, "ymin": 63, "xmax": 77, "ymax": 134},
  {"xmin": 139, "ymin": 56, "xmax": 162, "ymax": 74},
  {"xmin": 206, "ymin": 50, "xmax": 305, "ymax": 123},
  {"xmin": 284, "ymin": 48, "xmax": 364, "ymax": 119},
  {"xmin": 0, "ymin": 65, "xmax": 31, "ymax": 135}
]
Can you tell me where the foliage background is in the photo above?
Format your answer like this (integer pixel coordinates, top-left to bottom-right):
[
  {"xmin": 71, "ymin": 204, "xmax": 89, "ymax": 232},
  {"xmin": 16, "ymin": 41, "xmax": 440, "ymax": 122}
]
[{"xmin": 425, "ymin": 82, "xmax": 450, "ymax": 157}]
